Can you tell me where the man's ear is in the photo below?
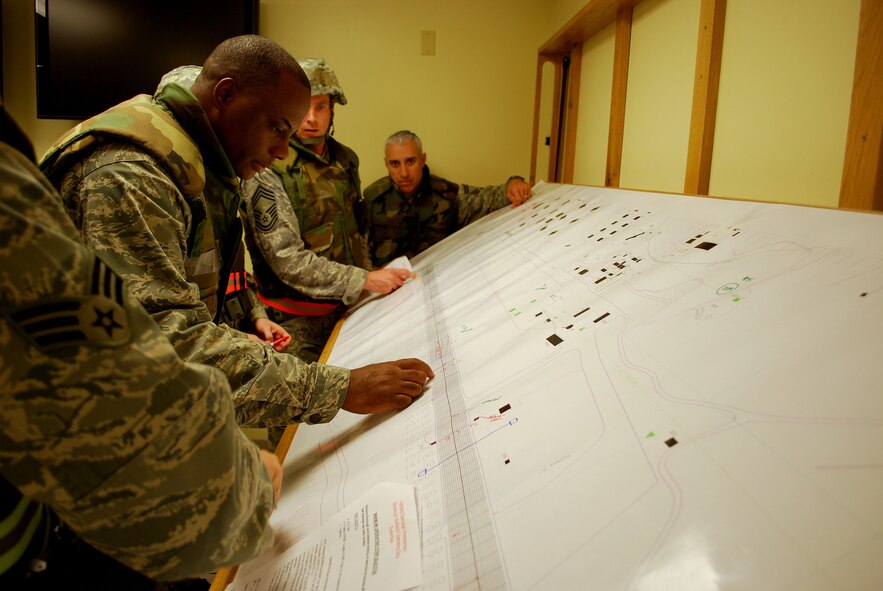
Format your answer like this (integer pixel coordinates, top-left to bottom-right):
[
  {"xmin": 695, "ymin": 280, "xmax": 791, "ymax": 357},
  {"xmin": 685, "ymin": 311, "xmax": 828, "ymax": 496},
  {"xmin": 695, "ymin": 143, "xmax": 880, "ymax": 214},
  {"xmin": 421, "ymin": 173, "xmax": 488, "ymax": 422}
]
[{"xmin": 213, "ymin": 78, "xmax": 237, "ymax": 109}]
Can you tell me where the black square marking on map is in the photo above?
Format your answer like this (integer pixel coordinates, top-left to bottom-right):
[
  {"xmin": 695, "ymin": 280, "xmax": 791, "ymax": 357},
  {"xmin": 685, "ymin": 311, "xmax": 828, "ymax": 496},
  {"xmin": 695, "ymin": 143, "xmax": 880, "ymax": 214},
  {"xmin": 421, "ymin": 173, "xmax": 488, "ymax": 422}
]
[{"xmin": 547, "ymin": 334, "xmax": 563, "ymax": 346}]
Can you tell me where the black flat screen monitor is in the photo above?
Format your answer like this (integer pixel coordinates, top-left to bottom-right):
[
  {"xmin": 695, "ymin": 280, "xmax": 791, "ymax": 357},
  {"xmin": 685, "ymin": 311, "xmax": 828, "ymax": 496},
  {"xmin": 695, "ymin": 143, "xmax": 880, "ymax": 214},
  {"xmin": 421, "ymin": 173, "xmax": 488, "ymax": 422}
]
[{"xmin": 35, "ymin": 0, "xmax": 259, "ymax": 119}]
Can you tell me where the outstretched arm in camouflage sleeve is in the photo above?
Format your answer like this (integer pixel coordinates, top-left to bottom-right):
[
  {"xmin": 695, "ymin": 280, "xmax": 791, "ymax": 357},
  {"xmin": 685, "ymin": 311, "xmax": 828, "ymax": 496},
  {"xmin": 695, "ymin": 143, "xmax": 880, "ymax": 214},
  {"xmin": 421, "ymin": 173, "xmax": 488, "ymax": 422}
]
[
  {"xmin": 456, "ymin": 176, "xmax": 532, "ymax": 227},
  {"xmin": 59, "ymin": 145, "xmax": 431, "ymax": 427},
  {"xmin": 58, "ymin": 146, "xmax": 350, "ymax": 427},
  {"xmin": 243, "ymin": 172, "xmax": 412, "ymax": 303},
  {"xmin": 0, "ymin": 142, "xmax": 275, "ymax": 580}
]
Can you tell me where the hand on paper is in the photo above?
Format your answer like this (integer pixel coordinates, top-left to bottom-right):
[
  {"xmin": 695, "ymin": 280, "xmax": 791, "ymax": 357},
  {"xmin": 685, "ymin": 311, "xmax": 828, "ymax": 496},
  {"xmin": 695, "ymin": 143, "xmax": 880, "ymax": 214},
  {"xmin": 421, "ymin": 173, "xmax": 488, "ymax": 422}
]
[
  {"xmin": 364, "ymin": 268, "xmax": 416, "ymax": 295},
  {"xmin": 506, "ymin": 178, "xmax": 532, "ymax": 206},
  {"xmin": 259, "ymin": 449, "xmax": 283, "ymax": 502},
  {"xmin": 343, "ymin": 358, "xmax": 434, "ymax": 414}
]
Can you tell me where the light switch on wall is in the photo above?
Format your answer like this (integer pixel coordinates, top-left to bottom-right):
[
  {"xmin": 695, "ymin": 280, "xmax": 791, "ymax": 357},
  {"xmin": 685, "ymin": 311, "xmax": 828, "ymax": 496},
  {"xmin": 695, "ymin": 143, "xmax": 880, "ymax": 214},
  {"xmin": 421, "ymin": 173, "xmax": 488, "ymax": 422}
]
[{"xmin": 421, "ymin": 30, "xmax": 436, "ymax": 56}]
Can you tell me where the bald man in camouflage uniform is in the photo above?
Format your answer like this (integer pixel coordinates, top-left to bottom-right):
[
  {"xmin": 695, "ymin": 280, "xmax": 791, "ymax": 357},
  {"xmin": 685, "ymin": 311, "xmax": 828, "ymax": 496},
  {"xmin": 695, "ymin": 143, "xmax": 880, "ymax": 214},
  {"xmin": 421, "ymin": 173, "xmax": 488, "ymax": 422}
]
[
  {"xmin": 364, "ymin": 130, "xmax": 532, "ymax": 267},
  {"xmin": 0, "ymin": 105, "xmax": 279, "ymax": 588},
  {"xmin": 242, "ymin": 58, "xmax": 412, "ymax": 362},
  {"xmin": 40, "ymin": 38, "xmax": 433, "ymax": 436}
]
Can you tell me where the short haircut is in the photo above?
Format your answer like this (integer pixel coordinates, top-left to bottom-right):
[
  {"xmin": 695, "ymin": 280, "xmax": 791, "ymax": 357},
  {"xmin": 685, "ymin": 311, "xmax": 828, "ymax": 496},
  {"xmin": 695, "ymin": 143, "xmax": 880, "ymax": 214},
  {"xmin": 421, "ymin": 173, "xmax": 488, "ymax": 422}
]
[
  {"xmin": 197, "ymin": 35, "xmax": 308, "ymax": 93},
  {"xmin": 386, "ymin": 130, "xmax": 423, "ymax": 154}
]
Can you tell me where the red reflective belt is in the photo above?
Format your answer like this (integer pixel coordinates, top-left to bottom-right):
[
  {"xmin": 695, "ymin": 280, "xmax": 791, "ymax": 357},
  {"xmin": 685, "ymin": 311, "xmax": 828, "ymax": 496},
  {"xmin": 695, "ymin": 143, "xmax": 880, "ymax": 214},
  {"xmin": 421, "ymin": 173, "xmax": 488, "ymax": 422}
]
[
  {"xmin": 226, "ymin": 271, "xmax": 248, "ymax": 295},
  {"xmin": 256, "ymin": 292, "xmax": 339, "ymax": 317}
]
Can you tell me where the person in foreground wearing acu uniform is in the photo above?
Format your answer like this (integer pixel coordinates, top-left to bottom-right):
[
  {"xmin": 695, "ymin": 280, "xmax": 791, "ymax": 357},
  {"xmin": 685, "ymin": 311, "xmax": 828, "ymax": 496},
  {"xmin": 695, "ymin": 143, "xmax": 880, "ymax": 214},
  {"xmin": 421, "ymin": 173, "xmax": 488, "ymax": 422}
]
[
  {"xmin": 0, "ymin": 105, "xmax": 282, "ymax": 589},
  {"xmin": 39, "ymin": 37, "xmax": 433, "ymax": 440},
  {"xmin": 364, "ymin": 129, "xmax": 533, "ymax": 267},
  {"xmin": 243, "ymin": 58, "xmax": 414, "ymax": 362}
]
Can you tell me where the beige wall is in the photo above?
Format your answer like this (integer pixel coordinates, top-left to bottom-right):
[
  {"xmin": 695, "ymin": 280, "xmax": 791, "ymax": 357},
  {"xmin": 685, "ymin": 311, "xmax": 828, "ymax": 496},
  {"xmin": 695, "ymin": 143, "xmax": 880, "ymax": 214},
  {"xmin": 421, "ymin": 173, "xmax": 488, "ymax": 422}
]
[
  {"xmin": 3, "ymin": 0, "xmax": 863, "ymax": 207},
  {"xmin": 564, "ymin": 0, "xmax": 862, "ymax": 207},
  {"xmin": 548, "ymin": 0, "xmax": 597, "ymax": 36},
  {"xmin": 259, "ymin": 0, "xmax": 550, "ymax": 188},
  {"xmin": 619, "ymin": 0, "xmax": 699, "ymax": 193},
  {"xmin": 570, "ymin": 0, "xmax": 702, "ymax": 192},
  {"xmin": 2, "ymin": 0, "xmax": 79, "ymax": 159},
  {"xmin": 573, "ymin": 22, "xmax": 615, "ymax": 186},
  {"xmin": 1, "ymin": 1, "xmax": 551, "ymax": 189},
  {"xmin": 709, "ymin": 0, "xmax": 860, "ymax": 206}
]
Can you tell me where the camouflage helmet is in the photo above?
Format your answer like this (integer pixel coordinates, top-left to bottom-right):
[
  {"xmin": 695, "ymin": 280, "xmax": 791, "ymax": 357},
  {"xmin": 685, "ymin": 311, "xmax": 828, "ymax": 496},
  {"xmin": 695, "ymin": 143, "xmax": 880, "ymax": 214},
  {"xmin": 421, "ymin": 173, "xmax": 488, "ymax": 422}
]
[{"xmin": 296, "ymin": 58, "xmax": 347, "ymax": 106}]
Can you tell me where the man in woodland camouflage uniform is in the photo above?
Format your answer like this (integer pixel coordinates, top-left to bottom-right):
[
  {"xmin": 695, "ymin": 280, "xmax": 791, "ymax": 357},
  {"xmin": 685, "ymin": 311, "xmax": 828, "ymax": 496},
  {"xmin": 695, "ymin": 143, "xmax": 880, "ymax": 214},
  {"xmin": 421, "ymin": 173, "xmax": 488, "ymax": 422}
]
[
  {"xmin": 40, "ymin": 37, "xmax": 433, "ymax": 435},
  {"xmin": 242, "ymin": 58, "xmax": 412, "ymax": 362},
  {"xmin": 0, "ymin": 105, "xmax": 281, "ymax": 588},
  {"xmin": 364, "ymin": 130, "xmax": 532, "ymax": 267}
]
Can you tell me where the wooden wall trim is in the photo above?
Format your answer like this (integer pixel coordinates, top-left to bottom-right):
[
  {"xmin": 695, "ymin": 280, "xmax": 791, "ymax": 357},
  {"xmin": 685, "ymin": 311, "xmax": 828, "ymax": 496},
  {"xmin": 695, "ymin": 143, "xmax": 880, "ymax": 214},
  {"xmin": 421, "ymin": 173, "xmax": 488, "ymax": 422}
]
[
  {"xmin": 605, "ymin": 6, "xmax": 633, "ymax": 188},
  {"xmin": 684, "ymin": 0, "xmax": 727, "ymax": 196},
  {"xmin": 530, "ymin": 56, "xmax": 546, "ymax": 186},
  {"xmin": 536, "ymin": 0, "xmax": 643, "ymax": 184},
  {"xmin": 538, "ymin": 0, "xmax": 870, "ymax": 209},
  {"xmin": 839, "ymin": 0, "xmax": 883, "ymax": 211},
  {"xmin": 541, "ymin": 0, "xmax": 642, "ymax": 57},
  {"xmin": 562, "ymin": 44, "xmax": 584, "ymax": 183},
  {"xmin": 545, "ymin": 59, "xmax": 565, "ymax": 181}
]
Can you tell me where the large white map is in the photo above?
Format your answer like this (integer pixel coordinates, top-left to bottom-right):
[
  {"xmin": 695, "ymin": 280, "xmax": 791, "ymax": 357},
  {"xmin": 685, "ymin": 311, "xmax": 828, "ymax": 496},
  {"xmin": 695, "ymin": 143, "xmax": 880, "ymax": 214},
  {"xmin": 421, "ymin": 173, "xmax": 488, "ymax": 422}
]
[{"xmin": 260, "ymin": 182, "xmax": 883, "ymax": 590}]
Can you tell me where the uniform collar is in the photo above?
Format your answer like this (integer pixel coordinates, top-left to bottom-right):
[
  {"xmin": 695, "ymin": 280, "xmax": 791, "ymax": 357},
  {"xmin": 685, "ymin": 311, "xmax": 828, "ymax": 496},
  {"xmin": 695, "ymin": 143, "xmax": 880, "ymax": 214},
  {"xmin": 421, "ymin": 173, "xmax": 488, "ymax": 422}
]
[
  {"xmin": 398, "ymin": 164, "xmax": 432, "ymax": 201},
  {"xmin": 155, "ymin": 84, "xmax": 238, "ymax": 190}
]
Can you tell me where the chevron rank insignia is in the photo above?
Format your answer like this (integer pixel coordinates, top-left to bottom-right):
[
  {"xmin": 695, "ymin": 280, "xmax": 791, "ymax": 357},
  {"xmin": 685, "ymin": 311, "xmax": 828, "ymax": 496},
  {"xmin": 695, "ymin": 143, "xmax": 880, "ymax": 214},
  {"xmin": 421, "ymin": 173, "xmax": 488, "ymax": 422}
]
[
  {"xmin": 253, "ymin": 184, "xmax": 278, "ymax": 232},
  {"xmin": 8, "ymin": 257, "xmax": 132, "ymax": 350}
]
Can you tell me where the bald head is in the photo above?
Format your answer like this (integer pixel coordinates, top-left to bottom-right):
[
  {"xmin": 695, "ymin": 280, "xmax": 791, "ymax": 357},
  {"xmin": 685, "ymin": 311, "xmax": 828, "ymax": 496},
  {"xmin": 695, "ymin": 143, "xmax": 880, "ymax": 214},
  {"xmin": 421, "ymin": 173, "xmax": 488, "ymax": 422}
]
[
  {"xmin": 192, "ymin": 35, "xmax": 308, "ymax": 101},
  {"xmin": 191, "ymin": 35, "xmax": 311, "ymax": 179}
]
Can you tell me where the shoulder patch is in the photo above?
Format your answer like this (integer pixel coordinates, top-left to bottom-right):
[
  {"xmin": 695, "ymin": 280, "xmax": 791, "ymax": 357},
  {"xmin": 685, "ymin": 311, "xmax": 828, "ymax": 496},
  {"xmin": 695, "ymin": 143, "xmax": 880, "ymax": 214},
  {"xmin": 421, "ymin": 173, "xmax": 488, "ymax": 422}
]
[
  {"xmin": 7, "ymin": 258, "xmax": 132, "ymax": 350},
  {"xmin": 253, "ymin": 184, "xmax": 279, "ymax": 232}
]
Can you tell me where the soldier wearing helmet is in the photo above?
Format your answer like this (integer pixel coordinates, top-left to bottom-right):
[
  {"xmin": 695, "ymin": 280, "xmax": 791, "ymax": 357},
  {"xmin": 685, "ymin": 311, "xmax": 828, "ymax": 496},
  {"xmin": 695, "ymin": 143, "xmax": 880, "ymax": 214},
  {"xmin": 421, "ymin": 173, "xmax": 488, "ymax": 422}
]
[{"xmin": 242, "ymin": 58, "xmax": 413, "ymax": 363}]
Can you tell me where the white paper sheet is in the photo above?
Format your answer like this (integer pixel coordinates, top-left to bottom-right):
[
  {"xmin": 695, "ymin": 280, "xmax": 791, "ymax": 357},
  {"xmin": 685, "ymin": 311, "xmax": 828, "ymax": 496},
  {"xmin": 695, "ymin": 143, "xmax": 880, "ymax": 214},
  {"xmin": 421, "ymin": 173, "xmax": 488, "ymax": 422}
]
[
  {"xmin": 229, "ymin": 482, "xmax": 422, "ymax": 591},
  {"xmin": 254, "ymin": 183, "xmax": 883, "ymax": 590},
  {"xmin": 347, "ymin": 256, "xmax": 415, "ymax": 314}
]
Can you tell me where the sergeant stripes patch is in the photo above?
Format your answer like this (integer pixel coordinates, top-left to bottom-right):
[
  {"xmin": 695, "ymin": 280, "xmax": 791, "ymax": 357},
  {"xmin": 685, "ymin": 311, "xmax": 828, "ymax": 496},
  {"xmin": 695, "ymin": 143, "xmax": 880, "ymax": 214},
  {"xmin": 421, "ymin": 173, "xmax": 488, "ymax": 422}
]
[
  {"xmin": 253, "ymin": 184, "xmax": 278, "ymax": 232},
  {"xmin": 92, "ymin": 251, "xmax": 125, "ymax": 306},
  {"xmin": 8, "ymin": 257, "xmax": 132, "ymax": 349}
]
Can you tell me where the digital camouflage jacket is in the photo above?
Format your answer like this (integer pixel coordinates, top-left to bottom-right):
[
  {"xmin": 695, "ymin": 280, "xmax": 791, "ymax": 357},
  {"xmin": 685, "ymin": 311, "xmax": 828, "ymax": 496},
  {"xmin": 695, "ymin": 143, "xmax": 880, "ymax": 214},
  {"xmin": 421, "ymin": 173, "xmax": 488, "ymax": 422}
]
[
  {"xmin": 242, "ymin": 166, "xmax": 368, "ymax": 306},
  {"xmin": 39, "ymin": 85, "xmax": 349, "ymax": 428},
  {"xmin": 0, "ymin": 140, "xmax": 275, "ymax": 579}
]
